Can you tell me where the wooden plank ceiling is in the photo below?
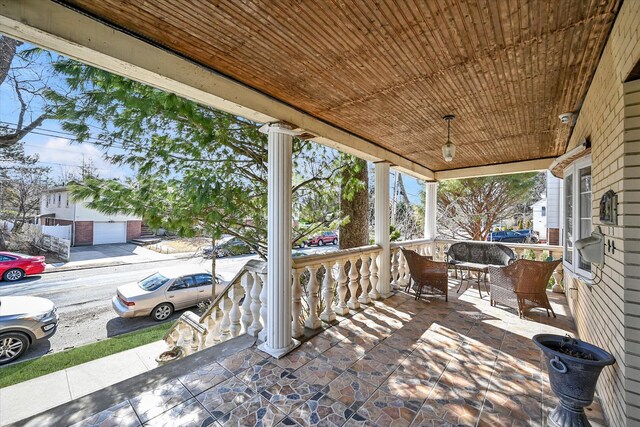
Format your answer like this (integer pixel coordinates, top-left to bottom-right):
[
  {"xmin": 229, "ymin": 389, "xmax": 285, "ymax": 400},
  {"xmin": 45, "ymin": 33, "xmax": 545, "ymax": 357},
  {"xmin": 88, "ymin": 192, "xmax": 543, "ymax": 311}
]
[{"xmin": 61, "ymin": 0, "xmax": 620, "ymax": 171}]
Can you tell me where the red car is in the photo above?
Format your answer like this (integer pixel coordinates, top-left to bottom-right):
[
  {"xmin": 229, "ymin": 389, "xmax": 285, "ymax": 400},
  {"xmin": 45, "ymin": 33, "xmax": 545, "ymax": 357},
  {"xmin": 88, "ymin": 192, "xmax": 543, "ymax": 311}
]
[
  {"xmin": 0, "ymin": 252, "xmax": 46, "ymax": 282},
  {"xmin": 307, "ymin": 231, "xmax": 339, "ymax": 246}
]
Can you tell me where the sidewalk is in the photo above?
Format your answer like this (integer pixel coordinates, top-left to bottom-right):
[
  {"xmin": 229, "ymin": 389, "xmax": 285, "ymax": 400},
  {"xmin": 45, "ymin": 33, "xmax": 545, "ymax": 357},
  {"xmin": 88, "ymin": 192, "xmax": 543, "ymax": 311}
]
[
  {"xmin": 45, "ymin": 244, "xmax": 195, "ymax": 274},
  {"xmin": 0, "ymin": 340, "xmax": 166, "ymax": 426}
]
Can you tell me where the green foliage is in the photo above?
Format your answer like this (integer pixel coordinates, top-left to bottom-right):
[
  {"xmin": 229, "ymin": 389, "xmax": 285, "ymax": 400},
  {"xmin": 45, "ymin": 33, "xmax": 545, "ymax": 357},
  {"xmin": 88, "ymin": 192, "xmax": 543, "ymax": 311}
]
[
  {"xmin": 390, "ymin": 224, "xmax": 401, "ymax": 242},
  {"xmin": 438, "ymin": 173, "xmax": 541, "ymax": 240},
  {"xmin": 50, "ymin": 59, "xmax": 347, "ymax": 257}
]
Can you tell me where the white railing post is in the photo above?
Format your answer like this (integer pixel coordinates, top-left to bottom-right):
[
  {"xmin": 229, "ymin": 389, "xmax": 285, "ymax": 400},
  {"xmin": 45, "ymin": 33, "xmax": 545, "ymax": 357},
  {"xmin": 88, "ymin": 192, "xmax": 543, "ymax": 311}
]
[
  {"xmin": 391, "ymin": 249, "xmax": 399, "ymax": 290},
  {"xmin": 358, "ymin": 254, "xmax": 371, "ymax": 304},
  {"xmin": 248, "ymin": 271, "xmax": 262, "ymax": 337},
  {"xmin": 369, "ymin": 253, "xmax": 380, "ymax": 300},
  {"xmin": 305, "ymin": 265, "xmax": 322, "ymax": 329},
  {"xmin": 292, "ymin": 268, "xmax": 304, "ymax": 338},
  {"xmin": 334, "ymin": 260, "xmax": 349, "ymax": 315},
  {"xmin": 347, "ymin": 256, "xmax": 360, "ymax": 310},
  {"xmin": 219, "ymin": 297, "xmax": 231, "ymax": 341},
  {"xmin": 258, "ymin": 269, "xmax": 268, "ymax": 342},
  {"xmin": 229, "ymin": 285, "xmax": 242, "ymax": 337},
  {"xmin": 240, "ymin": 272, "xmax": 253, "ymax": 333},
  {"xmin": 321, "ymin": 262, "xmax": 336, "ymax": 322}
]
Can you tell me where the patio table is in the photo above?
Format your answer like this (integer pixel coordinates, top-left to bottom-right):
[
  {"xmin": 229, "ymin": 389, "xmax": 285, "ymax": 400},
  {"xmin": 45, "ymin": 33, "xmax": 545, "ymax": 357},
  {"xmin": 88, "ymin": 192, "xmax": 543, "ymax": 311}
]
[{"xmin": 455, "ymin": 261, "xmax": 489, "ymax": 298}]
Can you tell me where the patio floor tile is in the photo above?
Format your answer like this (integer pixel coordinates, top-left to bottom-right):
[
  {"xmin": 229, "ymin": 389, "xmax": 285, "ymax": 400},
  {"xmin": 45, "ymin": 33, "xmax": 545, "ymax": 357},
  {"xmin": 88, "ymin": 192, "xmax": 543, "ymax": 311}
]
[
  {"xmin": 178, "ymin": 362, "xmax": 233, "ymax": 395},
  {"xmin": 218, "ymin": 348, "xmax": 266, "ymax": 375},
  {"xmin": 69, "ymin": 401, "xmax": 140, "ymax": 427},
  {"xmin": 215, "ymin": 395, "xmax": 284, "ymax": 427},
  {"xmin": 129, "ymin": 379, "xmax": 192, "ymax": 423},
  {"xmin": 321, "ymin": 371, "xmax": 378, "ymax": 410},
  {"xmin": 260, "ymin": 375, "xmax": 322, "ymax": 415},
  {"xmin": 288, "ymin": 392, "xmax": 353, "ymax": 427},
  {"xmin": 195, "ymin": 376, "xmax": 255, "ymax": 419},
  {"xmin": 236, "ymin": 359, "xmax": 290, "ymax": 392},
  {"xmin": 143, "ymin": 398, "xmax": 215, "ymax": 427},
  {"xmin": 353, "ymin": 389, "xmax": 421, "ymax": 427}
]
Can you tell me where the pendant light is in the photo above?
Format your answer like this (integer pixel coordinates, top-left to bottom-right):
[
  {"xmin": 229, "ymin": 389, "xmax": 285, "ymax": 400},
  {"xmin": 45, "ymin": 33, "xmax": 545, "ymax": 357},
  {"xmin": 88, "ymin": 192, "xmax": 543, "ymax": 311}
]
[{"xmin": 442, "ymin": 115, "xmax": 456, "ymax": 162}]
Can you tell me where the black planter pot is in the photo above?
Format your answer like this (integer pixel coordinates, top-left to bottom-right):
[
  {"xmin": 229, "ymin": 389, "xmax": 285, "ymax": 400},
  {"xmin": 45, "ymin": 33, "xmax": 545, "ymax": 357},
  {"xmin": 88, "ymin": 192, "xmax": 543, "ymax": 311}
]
[{"xmin": 533, "ymin": 334, "xmax": 615, "ymax": 427}]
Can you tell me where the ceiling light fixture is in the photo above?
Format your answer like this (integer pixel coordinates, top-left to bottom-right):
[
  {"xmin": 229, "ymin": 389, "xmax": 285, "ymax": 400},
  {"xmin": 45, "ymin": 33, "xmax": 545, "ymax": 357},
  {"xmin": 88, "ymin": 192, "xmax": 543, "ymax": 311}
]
[{"xmin": 442, "ymin": 115, "xmax": 456, "ymax": 162}]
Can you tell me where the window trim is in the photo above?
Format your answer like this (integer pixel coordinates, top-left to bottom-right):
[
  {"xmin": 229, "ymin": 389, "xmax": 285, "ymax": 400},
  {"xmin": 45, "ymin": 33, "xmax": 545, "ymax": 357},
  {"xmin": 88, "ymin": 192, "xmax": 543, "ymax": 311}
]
[{"xmin": 562, "ymin": 155, "xmax": 593, "ymax": 280}]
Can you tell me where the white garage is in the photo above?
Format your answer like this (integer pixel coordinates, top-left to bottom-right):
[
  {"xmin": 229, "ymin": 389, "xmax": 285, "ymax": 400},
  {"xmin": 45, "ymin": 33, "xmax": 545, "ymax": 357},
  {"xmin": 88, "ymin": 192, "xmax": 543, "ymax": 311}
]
[{"xmin": 93, "ymin": 222, "xmax": 127, "ymax": 245}]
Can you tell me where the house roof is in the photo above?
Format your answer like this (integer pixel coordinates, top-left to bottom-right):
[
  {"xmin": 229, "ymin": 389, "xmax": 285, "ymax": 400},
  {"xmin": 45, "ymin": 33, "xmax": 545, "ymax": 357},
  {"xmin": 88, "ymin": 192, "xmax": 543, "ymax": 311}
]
[{"xmin": 58, "ymin": 0, "xmax": 620, "ymax": 174}]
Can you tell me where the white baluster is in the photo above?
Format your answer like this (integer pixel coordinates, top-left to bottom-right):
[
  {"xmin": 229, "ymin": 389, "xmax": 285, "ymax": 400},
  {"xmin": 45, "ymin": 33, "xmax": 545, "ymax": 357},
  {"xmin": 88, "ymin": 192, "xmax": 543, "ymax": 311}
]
[
  {"xmin": 358, "ymin": 254, "xmax": 371, "ymax": 304},
  {"xmin": 369, "ymin": 253, "xmax": 380, "ymax": 300},
  {"xmin": 390, "ymin": 250, "xmax": 399, "ymax": 290},
  {"xmin": 347, "ymin": 257, "xmax": 360, "ymax": 310},
  {"xmin": 306, "ymin": 265, "xmax": 322, "ymax": 329},
  {"xmin": 321, "ymin": 262, "xmax": 336, "ymax": 322},
  {"xmin": 219, "ymin": 297, "xmax": 232, "ymax": 341},
  {"xmin": 240, "ymin": 272, "xmax": 253, "ymax": 333},
  {"xmin": 292, "ymin": 268, "xmax": 304, "ymax": 337},
  {"xmin": 205, "ymin": 313, "xmax": 217, "ymax": 347},
  {"xmin": 334, "ymin": 260, "xmax": 349, "ymax": 315},
  {"xmin": 258, "ymin": 270, "xmax": 268, "ymax": 341},
  {"xmin": 397, "ymin": 251, "xmax": 407, "ymax": 290},
  {"xmin": 248, "ymin": 271, "xmax": 263, "ymax": 337},
  {"xmin": 229, "ymin": 284, "xmax": 242, "ymax": 337}
]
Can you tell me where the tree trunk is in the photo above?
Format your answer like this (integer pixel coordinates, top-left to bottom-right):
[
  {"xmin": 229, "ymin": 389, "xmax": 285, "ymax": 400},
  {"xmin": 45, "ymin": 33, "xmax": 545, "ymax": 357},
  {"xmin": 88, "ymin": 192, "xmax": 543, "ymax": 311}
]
[{"xmin": 339, "ymin": 156, "xmax": 369, "ymax": 249}]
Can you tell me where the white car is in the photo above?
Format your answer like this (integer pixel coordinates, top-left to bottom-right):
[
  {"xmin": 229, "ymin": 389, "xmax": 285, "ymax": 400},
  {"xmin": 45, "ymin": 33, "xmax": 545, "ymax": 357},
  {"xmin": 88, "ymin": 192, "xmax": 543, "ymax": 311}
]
[{"xmin": 112, "ymin": 270, "xmax": 222, "ymax": 321}]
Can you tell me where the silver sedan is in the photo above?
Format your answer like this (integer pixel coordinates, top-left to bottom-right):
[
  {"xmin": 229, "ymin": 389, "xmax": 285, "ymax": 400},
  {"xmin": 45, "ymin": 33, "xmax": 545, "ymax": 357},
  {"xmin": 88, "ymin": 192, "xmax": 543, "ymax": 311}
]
[{"xmin": 112, "ymin": 270, "xmax": 222, "ymax": 321}]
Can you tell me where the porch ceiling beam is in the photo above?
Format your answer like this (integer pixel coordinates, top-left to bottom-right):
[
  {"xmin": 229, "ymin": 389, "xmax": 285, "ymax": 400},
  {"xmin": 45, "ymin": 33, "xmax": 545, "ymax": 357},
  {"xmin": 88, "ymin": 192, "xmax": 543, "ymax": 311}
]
[
  {"xmin": 0, "ymin": 0, "xmax": 434, "ymax": 181},
  {"xmin": 434, "ymin": 157, "xmax": 555, "ymax": 181}
]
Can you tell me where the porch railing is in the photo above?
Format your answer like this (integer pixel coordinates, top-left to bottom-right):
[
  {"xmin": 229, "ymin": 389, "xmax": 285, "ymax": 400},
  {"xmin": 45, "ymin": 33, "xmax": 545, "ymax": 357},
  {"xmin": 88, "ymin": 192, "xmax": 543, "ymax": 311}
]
[{"xmin": 162, "ymin": 238, "xmax": 563, "ymax": 360}]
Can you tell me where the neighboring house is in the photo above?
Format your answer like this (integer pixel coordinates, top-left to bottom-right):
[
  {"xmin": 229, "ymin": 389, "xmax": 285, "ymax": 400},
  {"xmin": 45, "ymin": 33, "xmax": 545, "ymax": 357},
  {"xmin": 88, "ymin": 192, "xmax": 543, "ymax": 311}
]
[
  {"xmin": 38, "ymin": 186, "xmax": 142, "ymax": 246},
  {"xmin": 531, "ymin": 171, "xmax": 563, "ymax": 245}
]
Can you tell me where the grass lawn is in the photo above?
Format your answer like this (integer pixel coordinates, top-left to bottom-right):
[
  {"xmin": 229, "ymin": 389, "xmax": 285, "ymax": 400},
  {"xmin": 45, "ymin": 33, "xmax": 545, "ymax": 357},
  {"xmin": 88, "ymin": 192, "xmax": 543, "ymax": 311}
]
[{"xmin": 0, "ymin": 322, "xmax": 172, "ymax": 388}]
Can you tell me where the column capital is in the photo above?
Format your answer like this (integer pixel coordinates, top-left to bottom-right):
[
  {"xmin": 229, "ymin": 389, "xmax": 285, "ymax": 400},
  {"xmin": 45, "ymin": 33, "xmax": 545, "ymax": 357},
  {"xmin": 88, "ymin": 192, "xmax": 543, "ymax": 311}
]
[{"xmin": 259, "ymin": 121, "xmax": 296, "ymax": 135}]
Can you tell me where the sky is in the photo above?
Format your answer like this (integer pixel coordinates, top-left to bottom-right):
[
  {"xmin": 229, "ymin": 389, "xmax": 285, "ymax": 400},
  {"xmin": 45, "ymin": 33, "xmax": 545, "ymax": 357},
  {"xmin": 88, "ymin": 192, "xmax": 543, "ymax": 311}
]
[{"xmin": 1, "ymin": 39, "xmax": 424, "ymax": 204}]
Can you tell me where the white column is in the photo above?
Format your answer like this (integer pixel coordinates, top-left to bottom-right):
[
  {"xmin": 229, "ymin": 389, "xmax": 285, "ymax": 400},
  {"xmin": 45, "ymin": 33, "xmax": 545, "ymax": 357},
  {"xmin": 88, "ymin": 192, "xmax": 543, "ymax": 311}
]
[
  {"xmin": 424, "ymin": 181, "xmax": 438, "ymax": 240},
  {"xmin": 258, "ymin": 123, "xmax": 299, "ymax": 358},
  {"xmin": 375, "ymin": 161, "xmax": 392, "ymax": 298}
]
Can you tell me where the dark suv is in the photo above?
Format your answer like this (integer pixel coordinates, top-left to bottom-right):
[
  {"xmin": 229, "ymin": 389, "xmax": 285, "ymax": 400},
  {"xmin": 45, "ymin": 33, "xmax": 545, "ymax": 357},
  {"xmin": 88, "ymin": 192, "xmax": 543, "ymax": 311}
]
[
  {"xmin": 487, "ymin": 230, "xmax": 539, "ymax": 243},
  {"xmin": 307, "ymin": 231, "xmax": 338, "ymax": 246}
]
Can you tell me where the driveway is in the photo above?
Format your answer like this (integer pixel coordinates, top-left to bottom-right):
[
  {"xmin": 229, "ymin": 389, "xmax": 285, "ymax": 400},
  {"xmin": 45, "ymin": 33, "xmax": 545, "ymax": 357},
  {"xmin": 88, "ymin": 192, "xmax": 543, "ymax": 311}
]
[{"xmin": 47, "ymin": 243, "xmax": 181, "ymax": 272}]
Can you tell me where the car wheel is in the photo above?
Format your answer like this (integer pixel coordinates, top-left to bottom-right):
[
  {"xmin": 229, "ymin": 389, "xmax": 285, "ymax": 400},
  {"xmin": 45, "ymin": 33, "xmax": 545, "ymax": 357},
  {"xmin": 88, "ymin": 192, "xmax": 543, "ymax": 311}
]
[
  {"xmin": 152, "ymin": 303, "xmax": 174, "ymax": 321},
  {"xmin": 332, "ymin": 238, "xmax": 338, "ymax": 245},
  {"xmin": 0, "ymin": 332, "xmax": 29, "ymax": 365},
  {"xmin": 318, "ymin": 240, "xmax": 324, "ymax": 246},
  {"xmin": 3, "ymin": 269, "xmax": 24, "ymax": 282}
]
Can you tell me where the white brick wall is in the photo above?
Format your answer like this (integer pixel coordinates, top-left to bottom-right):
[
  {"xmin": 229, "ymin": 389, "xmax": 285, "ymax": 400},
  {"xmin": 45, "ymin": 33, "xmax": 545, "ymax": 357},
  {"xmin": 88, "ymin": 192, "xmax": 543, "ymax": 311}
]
[{"xmin": 563, "ymin": 2, "xmax": 640, "ymax": 425}]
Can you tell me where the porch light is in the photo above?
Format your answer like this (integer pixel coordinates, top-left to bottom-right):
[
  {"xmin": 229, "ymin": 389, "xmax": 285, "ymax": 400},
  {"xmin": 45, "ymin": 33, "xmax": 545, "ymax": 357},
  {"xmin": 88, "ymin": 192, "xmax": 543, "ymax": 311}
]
[{"xmin": 442, "ymin": 115, "xmax": 456, "ymax": 162}]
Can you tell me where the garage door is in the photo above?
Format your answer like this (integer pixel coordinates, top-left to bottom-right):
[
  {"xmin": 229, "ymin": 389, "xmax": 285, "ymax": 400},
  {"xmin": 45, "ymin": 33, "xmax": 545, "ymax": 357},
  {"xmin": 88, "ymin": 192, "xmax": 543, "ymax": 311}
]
[{"xmin": 93, "ymin": 222, "xmax": 127, "ymax": 245}]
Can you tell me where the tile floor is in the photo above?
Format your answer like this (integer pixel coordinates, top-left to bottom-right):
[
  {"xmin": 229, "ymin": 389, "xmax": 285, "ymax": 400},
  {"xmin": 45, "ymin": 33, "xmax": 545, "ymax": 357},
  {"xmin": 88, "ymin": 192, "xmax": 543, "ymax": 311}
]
[{"xmin": 69, "ymin": 281, "xmax": 607, "ymax": 427}]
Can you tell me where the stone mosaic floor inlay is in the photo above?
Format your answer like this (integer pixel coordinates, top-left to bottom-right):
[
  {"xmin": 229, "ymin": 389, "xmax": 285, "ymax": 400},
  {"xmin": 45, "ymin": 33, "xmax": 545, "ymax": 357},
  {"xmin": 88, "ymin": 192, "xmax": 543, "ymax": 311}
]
[{"xmin": 60, "ymin": 280, "xmax": 608, "ymax": 427}]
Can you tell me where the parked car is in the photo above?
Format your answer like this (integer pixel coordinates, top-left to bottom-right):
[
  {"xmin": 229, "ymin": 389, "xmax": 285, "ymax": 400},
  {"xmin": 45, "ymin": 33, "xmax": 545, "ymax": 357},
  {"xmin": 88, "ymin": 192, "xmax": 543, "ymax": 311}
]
[
  {"xmin": 0, "ymin": 252, "xmax": 46, "ymax": 282},
  {"xmin": 202, "ymin": 237, "xmax": 254, "ymax": 258},
  {"xmin": 307, "ymin": 231, "xmax": 338, "ymax": 246},
  {"xmin": 487, "ymin": 230, "xmax": 539, "ymax": 243},
  {"xmin": 0, "ymin": 296, "xmax": 58, "ymax": 364},
  {"xmin": 112, "ymin": 270, "xmax": 223, "ymax": 321}
]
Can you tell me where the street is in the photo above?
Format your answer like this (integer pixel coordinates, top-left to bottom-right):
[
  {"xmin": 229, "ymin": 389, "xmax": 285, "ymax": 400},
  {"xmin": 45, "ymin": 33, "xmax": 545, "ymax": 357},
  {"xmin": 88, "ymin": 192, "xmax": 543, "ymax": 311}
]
[{"xmin": 0, "ymin": 246, "xmax": 335, "ymax": 364}]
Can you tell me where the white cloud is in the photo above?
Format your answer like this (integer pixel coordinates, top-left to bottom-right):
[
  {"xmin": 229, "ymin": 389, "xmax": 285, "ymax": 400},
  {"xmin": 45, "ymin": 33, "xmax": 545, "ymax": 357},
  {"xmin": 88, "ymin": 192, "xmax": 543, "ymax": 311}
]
[{"xmin": 24, "ymin": 137, "xmax": 134, "ymax": 181}]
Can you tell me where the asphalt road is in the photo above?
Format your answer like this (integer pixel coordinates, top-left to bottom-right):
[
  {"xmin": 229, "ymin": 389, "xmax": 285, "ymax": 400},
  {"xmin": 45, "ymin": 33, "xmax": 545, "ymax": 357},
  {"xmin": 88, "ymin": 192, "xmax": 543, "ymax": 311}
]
[{"xmin": 0, "ymin": 246, "xmax": 335, "ymax": 364}]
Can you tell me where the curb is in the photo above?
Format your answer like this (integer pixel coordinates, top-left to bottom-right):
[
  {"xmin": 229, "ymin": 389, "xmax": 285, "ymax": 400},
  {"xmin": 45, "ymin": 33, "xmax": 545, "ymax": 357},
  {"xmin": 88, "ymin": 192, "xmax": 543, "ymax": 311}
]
[{"xmin": 42, "ymin": 253, "xmax": 197, "ymax": 274}]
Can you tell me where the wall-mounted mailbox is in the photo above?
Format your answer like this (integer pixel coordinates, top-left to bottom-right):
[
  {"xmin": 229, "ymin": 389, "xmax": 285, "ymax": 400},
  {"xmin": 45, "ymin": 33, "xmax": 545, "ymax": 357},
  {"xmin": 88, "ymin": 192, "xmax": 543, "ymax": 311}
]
[{"xmin": 575, "ymin": 226, "xmax": 604, "ymax": 267}]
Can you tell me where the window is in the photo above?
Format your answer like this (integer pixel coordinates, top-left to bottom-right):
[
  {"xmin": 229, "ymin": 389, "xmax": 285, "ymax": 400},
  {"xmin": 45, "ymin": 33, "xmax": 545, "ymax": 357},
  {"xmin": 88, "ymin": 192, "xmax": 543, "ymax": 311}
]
[
  {"xmin": 194, "ymin": 274, "xmax": 213, "ymax": 287},
  {"xmin": 45, "ymin": 195, "xmax": 49, "ymax": 207},
  {"xmin": 541, "ymin": 206, "xmax": 546, "ymax": 217},
  {"xmin": 563, "ymin": 156, "xmax": 592, "ymax": 278},
  {"xmin": 57, "ymin": 194, "xmax": 61, "ymax": 208},
  {"xmin": 168, "ymin": 276, "xmax": 195, "ymax": 291},
  {"xmin": 66, "ymin": 194, "xmax": 69, "ymax": 208}
]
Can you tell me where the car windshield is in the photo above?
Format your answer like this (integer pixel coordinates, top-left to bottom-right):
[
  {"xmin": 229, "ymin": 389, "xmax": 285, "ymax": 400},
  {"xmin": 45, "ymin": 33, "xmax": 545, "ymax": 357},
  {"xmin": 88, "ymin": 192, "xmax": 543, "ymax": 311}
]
[{"xmin": 138, "ymin": 273, "xmax": 170, "ymax": 291}]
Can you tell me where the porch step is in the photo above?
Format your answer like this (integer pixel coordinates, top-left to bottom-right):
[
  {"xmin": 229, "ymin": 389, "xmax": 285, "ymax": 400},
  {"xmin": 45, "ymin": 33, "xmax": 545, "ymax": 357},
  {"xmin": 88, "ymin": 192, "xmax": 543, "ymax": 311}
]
[
  {"xmin": 130, "ymin": 236, "xmax": 162, "ymax": 246},
  {"xmin": 140, "ymin": 224, "xmax": 154, "ymax": 237}
]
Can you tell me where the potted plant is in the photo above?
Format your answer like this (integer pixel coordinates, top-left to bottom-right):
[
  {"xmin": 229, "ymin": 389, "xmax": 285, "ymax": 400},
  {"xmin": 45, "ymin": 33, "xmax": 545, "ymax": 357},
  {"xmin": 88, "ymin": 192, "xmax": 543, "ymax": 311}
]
[{"xmin": 533, "ymin": 334, "xmax": 615, "ymax": 427}]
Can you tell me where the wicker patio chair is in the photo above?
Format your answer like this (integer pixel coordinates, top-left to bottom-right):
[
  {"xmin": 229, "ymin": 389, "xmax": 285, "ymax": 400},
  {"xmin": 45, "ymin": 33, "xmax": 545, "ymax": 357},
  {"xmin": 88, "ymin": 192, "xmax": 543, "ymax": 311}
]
[
  {"xmin": 488, "ymin": 259, "xmax": 562, "ymax": 318},
  {"xmin": 401, "ymin": 248, "xmax": 448, "ymax": 301}
]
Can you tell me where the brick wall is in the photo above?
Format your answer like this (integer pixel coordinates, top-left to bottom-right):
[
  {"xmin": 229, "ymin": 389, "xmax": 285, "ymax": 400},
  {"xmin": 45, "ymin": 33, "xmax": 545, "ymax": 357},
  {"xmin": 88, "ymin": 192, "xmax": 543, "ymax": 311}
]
[
  {"xmin": 74, "ymin": 221, "xmax": 93, "ymax": 246},
  {"xmin": 547, "ymin": 228, "xmax": 559, "ymax": 245},
  {"xmin": 53, "ymin": 219, "xmax": 73, "ymax": 227},
  {"xmin": 563, "ymin": 2, "xmax": 640, "ymax": 425},
  {"xmin": 126, "ymin": 220, "xmax": 142, "ymax": 241}
]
